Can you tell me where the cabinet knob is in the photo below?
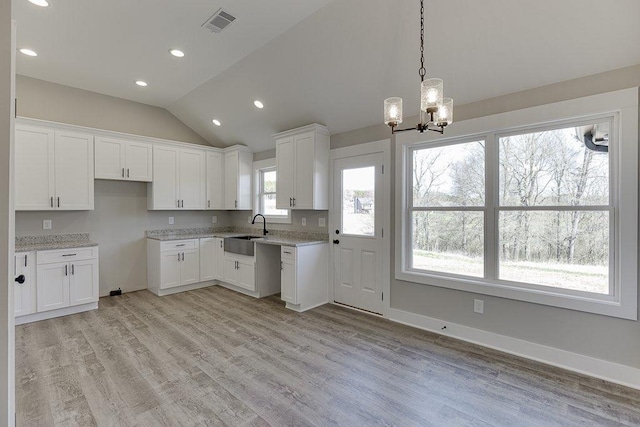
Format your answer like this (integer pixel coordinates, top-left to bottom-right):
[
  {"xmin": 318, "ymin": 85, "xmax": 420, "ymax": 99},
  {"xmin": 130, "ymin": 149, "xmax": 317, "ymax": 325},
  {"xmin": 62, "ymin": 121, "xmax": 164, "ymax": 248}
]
[{"xmin": 14, "ymin": 275, "xmax": 25, "ymax": 284}]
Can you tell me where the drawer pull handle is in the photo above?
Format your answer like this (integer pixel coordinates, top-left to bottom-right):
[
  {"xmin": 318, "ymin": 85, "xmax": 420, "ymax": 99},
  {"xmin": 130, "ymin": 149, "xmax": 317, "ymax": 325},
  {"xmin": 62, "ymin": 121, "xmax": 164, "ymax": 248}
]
[
  {"xmin": 62, "ymin": 254, "xmax": 77, "ymax": 257},
  {"xmin": 176, "ymin": 244, "xmax": 186, "ymax": 247}
]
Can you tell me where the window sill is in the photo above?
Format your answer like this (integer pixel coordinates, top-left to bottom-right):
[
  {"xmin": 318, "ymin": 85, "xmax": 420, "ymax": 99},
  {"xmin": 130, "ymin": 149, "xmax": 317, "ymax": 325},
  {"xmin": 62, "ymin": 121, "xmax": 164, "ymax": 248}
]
[{"xmin": 395, "ymin": 268, "xmax": 636, "ymax": 320}]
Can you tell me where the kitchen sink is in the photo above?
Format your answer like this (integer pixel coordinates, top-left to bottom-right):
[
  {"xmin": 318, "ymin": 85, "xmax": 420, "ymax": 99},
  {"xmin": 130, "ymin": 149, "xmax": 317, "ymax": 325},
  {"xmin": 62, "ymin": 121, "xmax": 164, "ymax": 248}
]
[{"xmin": 224, "ymin": 236, "xmax": 263, "ymax": 256}]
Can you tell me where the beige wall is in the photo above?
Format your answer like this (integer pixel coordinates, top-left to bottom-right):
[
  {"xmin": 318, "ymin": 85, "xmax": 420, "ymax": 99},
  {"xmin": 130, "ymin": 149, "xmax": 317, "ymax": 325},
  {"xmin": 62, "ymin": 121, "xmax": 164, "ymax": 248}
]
[
  {"xmin": 14, "ymin": 77, "xmax": 231, "ymax": 297},
  {"xmin": 330, "ymin": 65, "xmax": 640, "ymax": 369},
  {"xmin": 16, "ymin": 182, "xmax": 232, "ymax": 296},
  {"xmin": 16, "ymin": 75, "xmax": 212, "ymax": 146}
]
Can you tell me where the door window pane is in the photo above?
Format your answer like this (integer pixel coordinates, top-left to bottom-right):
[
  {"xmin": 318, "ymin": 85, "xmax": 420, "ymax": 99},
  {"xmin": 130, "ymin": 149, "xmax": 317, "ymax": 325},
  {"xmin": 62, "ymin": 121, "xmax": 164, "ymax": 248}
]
[
  {"xmin": 413, "ymin": 140, "xmax": 485, "ymax": 207},
  {"xmin": 411, "ymin": 211, "xmax": 484, "ymax": 277},
  {"xmin": 342, "ymin": 166, "xmax": 375, "ymax": 236},
  {"xmin": 499, "ymin": 122, "xmax": 610, "ymax": 207},
  {"xmin": 499, "ymin": 210, "xmax": 609, "ymax": 294}
]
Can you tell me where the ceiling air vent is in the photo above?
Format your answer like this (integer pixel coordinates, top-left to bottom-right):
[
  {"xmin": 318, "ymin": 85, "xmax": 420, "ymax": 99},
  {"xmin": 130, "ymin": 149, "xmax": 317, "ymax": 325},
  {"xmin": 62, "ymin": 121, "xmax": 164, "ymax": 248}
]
[{"xmin": 203, "ymin": 8, "xmax": 236, "ymax": 33}]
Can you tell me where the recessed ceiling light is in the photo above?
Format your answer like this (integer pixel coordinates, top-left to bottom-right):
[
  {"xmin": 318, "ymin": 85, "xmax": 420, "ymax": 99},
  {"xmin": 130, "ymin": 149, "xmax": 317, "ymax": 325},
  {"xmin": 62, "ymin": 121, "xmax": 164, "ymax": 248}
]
[
  {"xmin": 253, "ymin": 100, "xmax": 264, "ymax": 109},
  {"xmin": 135, "ymin": 80, "xmax": 148, "ymax": 87},
  {"xmin": 212, "ymin": 119, "xmax": 221, "ymax": 126},
  {"xmin": 28, "ymin": 0, "xmax": 49, "ymax": 6},
  {"xmin": 169, "ymin": 49, "xmax": 185, "ymax": 58},
  {"xmin": 19, "ymin": 48, "xmax": 38, "ymax": 57}
]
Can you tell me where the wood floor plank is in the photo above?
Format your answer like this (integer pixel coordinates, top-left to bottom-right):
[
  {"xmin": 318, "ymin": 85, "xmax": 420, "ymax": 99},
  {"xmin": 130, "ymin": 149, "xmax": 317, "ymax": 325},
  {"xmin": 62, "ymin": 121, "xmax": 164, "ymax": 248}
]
[{"xmin": 15, "ymin": 287, "xmax": 640, "ymax": 426}]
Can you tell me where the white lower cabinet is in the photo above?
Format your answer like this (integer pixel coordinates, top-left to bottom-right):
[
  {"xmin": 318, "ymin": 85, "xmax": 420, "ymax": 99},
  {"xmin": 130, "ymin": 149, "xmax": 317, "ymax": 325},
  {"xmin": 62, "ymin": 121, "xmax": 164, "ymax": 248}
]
[
  {"xmin": 147, "ymin": 239, "xmax": 202, "ymax": 295},
  {"xmin": 14, "ymin": 252, "xmax": 36, "ymax": 317},
  {"xmin": 214, "ymin": 238, "xmax": 224, "ymax": 280},
  {"xmin": 25, "ymin": 246, "xmax": 100, "ymax": 322},
  {"xmin": 199, "ymin": 238, "xmax": 216, "ymax": 282},
  {"xmin": 279, "ymin": 244, "xmax": 328, "ymax": 312},
  {"xmin": 223, "ymin": 254, "xmax": 256, "ymax": 292}
]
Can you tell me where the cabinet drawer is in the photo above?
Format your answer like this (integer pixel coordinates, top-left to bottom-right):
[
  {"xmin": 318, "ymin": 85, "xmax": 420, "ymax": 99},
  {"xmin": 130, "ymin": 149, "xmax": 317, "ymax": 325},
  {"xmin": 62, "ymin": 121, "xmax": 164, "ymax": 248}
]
[
  {"xmin": 37, "ymin": 247, "xmax": 98, "ymax": 264},
  {"xmin": 161, "ymin": 239, "xmax": 198, "ymax": 252},
  {"xmin": 281, "ymin": 246, "xmax": 296, "ymax": 260}
]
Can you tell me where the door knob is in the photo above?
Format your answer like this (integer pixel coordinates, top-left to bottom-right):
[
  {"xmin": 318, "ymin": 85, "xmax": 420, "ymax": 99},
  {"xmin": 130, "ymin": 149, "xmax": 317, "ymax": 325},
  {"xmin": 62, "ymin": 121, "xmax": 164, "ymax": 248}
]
[
  {"xmin": 15, "ymin": 275, "xmax": 25, "ymax": 284},
  {"xmin": 333, "ymin": 239, "xmax": 340, "ymax": 244}
]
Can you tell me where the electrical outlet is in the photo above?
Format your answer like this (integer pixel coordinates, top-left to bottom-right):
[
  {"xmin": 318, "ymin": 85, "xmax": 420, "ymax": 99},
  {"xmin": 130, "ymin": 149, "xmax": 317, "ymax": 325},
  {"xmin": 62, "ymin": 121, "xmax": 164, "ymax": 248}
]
[
  {"xmin": 168, "ymin": 217, "xmax": 174, "ymax": 225},
  {"xmin": 42, "ymin": 220, "xmax": 52, "ymax": 230},
  {"xmin": 474, "ymin": 299, "xmax": 484, "ymax": 314},
  {"xmin": 212, "ymin": 216, "xmax": 217, "ymax": 224},
  {"xmin": 319, "ymin": 218, "xmax": 326, "ymax": 227},
  {"xmin": 301, "ymin": 217, "xmax": 307, "ymax": 227}
]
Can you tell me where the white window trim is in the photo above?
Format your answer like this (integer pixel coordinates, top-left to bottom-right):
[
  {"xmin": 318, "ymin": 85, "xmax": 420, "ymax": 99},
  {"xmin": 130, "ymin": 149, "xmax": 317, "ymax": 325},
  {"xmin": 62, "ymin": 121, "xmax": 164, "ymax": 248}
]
[
  {"xmin": 253, "ymin": 158, "xmax": 291, "ymax": 224},
  {"xmin": 395, "ymin": 88, "xmax": 638, "ymax": 320}
]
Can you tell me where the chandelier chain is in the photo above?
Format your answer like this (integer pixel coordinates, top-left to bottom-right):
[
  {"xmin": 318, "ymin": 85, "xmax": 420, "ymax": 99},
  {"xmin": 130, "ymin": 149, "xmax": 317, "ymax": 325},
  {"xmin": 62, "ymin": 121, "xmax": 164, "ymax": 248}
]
[{"xmin": 419, "ymin": 0, "xmax": 426, "ymax": 81}]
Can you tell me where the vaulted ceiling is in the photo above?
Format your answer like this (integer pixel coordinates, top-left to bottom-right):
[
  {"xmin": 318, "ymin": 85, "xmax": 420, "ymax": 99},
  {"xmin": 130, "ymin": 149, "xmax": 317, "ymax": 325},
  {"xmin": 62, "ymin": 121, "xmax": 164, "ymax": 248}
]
[{"xmin": 13, "ymin": 0, "xmax": 640, "ymax": 152}]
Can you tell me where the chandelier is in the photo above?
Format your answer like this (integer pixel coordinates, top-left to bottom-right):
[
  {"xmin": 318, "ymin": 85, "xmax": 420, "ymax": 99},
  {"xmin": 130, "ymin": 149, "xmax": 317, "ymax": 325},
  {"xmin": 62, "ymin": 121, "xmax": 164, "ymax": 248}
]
[{"xmin": 383, "ymin": 0, "xmax": 453, "ymax": 134}]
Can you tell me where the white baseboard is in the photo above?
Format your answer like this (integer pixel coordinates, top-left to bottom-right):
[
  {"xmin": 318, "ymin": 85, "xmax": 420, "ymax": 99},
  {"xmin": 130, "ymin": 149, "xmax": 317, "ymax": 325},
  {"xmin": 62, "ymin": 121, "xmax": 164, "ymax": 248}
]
[
  {"xmin": 16, "ymin": 302, "xmax": 98, "ymax": 325},
  {"xmin": 152, "ymin": 281, "xmax": 216, "ymax": 296},
  {"xmin": 388, "ymin": 307, "xmax": 640, "ymax": 391}
]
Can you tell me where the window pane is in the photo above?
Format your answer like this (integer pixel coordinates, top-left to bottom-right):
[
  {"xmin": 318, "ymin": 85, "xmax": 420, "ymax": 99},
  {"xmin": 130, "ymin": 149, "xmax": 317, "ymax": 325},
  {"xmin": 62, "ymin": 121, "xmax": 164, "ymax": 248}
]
[
  {"xmin": 499, "ymin": 210, "xmax": 609, "ymax": 294},
  {"xmin": 342, "ymin": 166, "xmax": 375, "ymax": 236},
  {"xmin": 411, "ymin": 211, "xmax": 484, "ymax": 277},
  {"xmin": 499, "ymin": 122, "xmax": 609, "ymax": 207},
  {"xmin": 262, "ymin": 194, "xmax": 288, "ymax": 216},
  {"xmin": 413, "ymin": 140, "xmax": 485, "ymax": 207},
  {"xmin": 262, "ymin": 170, "xmax": 277, "ymax": 193}
]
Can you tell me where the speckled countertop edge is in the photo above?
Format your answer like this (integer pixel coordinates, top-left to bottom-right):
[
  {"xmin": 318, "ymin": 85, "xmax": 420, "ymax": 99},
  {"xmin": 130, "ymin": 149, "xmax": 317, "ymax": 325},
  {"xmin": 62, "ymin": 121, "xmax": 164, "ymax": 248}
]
[
  {"xmin": 15, "ymin": 233, "xmax": 98, "ymax": 252},
  {"xmin": 146, "ymin": 227, "xmax": 329, "ymax": 247}
]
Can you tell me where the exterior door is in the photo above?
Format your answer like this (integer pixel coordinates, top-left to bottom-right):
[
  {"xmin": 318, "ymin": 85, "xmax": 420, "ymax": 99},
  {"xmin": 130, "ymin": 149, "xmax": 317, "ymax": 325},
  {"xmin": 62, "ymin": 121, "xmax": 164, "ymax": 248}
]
[{"xmin": 332, "ymin": 153, "xmax": 384, "ymax": 314}]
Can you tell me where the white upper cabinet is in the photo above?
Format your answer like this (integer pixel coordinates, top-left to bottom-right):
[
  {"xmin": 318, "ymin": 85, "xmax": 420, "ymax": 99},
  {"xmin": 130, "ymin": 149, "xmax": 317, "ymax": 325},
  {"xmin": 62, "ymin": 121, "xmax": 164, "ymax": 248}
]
[
  {"xmin": 274, "ymin": 124, "xmax": 330, "ymax": 210},
  {"xmin": 148, "ymin": 145, "xmax": 206, "ymax": 210},
  {"xmin": 15, "ymin": 124, "xmax": 94, "ymax": 211},
  {"xmin": 206, "ymin": 151, "xmax": 224, "ymax": 210},
  {"xmin": 95, "ymin": 136, "xmax": 152, "ymax": 182},
  {"xmin": 224, "ymin": 147, "xmax": 252, "ymax": 210}
]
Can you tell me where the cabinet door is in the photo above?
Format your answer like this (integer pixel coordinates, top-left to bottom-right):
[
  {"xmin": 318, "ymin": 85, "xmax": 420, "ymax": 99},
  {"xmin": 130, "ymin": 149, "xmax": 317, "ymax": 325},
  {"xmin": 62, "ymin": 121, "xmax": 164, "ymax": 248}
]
[
  {"xmin": 214, "ymin": 238, "xmax": 224, "ymax": 280},
  {"xmin": 37, "ymin": 262, "xmax": 70, "ymax": 312},
  {"xmin": 160, "ymin": 251, "xmax": 181, "ymax": 289},
  {"xmin": 69, "ymin": 259, "xmax": 98, "ymax": 306},
  {"xmin": 14, "ymin": 252, "xmax": 36, "ymax": 317},
  {"xmin": 152, "ymin": 145, "xmax": 180, "ymax": 209},
  {"xmin": 224, "ymin": 152, "xmax": 239, "ymax": 209},
  {"xmin": 275, "ymin": 136, "xmax": 294, "ymax": 210},
  {"xmin": 199, "ymin": 239, "xmax": 216, "ymax": 282},
  {"xmin": 126, "ymin": 141, "xmax": 153, "ymax": 182},
  {"xmin": 179, "ymin": 149, "xmax": 206, "ymax": 209},
  {"xmin": 206, "ymin": 152, "xmax": 224, "ymax": 210},
  {"xmin": 293, "ymin": 132, "xmax": 314, "ymax": 209},
  {"xmin": 94, "ymin": 137, "xmax": 125, "ymax": 180},
  {"xmin": 281, "ymin": 258, "xmax": 297, "ymax": 304},
  {"xmin": 180, "ymin": 249, "xmax": 200, "ymax": 285},
  {"xmin": 236, "ymin": 151, "xmax": 253, "ymax": 210},
  {"xmin": 54, "ymin": 130, "xmax": 94, "ymax": 210},
  {"xmin": 15, "ymin": 125, "xmax": 55, "ymax": 210},
  {"xmin": 223, "ymin": 257, "xmax": 238, "ymax": 285},
  {"xmin": 237, "ymin": 260, "xmax": 256, "ymax": 292}
]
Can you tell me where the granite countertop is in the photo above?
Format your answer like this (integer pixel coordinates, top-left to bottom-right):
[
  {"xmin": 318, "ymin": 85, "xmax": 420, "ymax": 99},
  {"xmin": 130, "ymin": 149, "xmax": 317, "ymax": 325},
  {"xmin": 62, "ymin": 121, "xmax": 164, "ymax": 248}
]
[
  {"xmin": 16, "ymin": 233, "xmax": 98, "ymax": 252},
  {"xmin": 146, "ymin": 228, "xmax": 328, "ymax": 247}
]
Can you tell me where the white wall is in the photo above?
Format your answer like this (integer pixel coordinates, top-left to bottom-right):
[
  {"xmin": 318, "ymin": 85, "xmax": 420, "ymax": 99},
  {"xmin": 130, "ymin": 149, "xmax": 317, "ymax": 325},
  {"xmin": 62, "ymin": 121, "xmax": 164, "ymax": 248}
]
[
  {"xmin": 330, "ymin": 65, "xmax": 640, "ymax": 370},
  {"xmin": 0, "ymin": 4, "xmax": 15, "ymax": 422}
]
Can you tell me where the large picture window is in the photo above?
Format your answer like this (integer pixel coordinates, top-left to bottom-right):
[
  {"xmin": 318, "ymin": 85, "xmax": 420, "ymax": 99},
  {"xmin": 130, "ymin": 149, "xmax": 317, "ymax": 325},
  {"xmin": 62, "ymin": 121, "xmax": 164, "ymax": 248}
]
[
  {"xmin": 253, "ymin": 159, "xmax": 291, "ymax": 223},
  {"xmin": 397, "ymin": 89, "xmax": 638, "ymax": 319}
]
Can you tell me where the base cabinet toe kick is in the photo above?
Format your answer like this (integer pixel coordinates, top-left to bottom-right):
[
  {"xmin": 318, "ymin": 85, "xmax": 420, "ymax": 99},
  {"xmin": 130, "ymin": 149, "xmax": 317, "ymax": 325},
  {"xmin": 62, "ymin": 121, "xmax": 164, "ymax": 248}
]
[{"xmin": 147, "ymin": 238, "xmax": 328, "ymax": 312}]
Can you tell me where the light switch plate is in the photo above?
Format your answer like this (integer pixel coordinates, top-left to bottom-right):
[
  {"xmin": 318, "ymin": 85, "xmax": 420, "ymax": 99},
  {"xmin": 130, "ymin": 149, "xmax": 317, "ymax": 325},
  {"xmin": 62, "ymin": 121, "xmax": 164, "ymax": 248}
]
[
  {"xmin": 301, "ymin": 217, "xmax": 307, "ymax": 227},
  {"xmin": 212, "ymin": 216, "xmax": 217, "ymax": 224},
  {"xmin": 168, "ymin": 217, "xmax": 175, "ymax": 225},
  {"xmin": 43, "ymin": 220, "xmax": 52, "ymax": 230},
  {"xmin": 319, "ymin": 218, "xmax": 326, "ymax": 227}
]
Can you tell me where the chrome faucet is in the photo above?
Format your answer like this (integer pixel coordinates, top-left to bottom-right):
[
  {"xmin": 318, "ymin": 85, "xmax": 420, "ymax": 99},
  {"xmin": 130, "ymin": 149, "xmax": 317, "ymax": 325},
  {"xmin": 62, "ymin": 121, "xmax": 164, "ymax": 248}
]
[{"xmin": 252, "ymin": 214, "xmax": 269, "ymax": 236}]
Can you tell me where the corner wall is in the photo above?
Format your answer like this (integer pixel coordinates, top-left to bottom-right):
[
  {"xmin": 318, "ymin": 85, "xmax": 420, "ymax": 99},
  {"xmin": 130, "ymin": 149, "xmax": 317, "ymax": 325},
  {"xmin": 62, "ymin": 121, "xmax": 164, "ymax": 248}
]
[{"xmin": 329, "ymin": 65, "xmax": 640, "ymax": 370}]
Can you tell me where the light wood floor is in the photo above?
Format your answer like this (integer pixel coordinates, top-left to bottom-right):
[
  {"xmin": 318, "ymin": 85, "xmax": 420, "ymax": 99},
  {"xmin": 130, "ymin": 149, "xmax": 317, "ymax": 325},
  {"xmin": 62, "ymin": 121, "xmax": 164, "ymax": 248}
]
[{"xmin": 15, "ymin": 286, "xmax": 640, "ymax": 426}]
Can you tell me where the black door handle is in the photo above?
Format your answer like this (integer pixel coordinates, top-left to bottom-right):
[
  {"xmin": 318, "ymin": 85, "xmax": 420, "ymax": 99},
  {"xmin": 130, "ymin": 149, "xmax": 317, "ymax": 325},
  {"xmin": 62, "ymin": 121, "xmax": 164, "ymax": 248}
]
[
  {"xmin": 333, "ymin": 239, "xmax": 340, "ymax": 244},
  {"xmin": 15, "ymin": 275, "xmax": 25, "ymax": 284}
]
